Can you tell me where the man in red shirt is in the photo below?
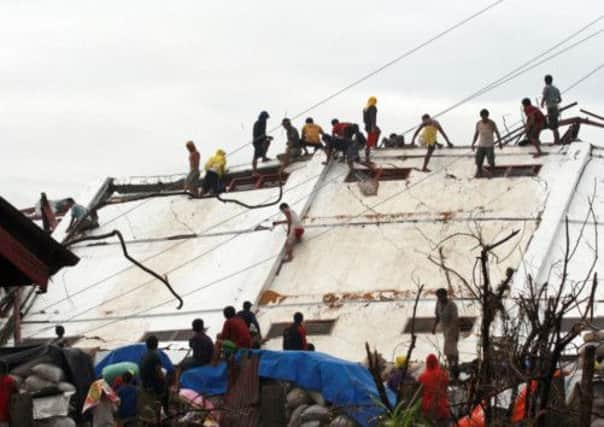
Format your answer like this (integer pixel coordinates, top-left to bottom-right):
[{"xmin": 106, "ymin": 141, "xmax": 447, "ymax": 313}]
[
  {"xmin": 283, "ymin": 312, "xmax": 308, "ymax": 350},
  {"xmin": 418, "ymin": 354, "xmax": 450, "ymax": 425},
  {"xmin": 522, "ymin": 98, "xmax": 545, "ymax": 157},
  {"xmin": 323, "ymin": 119, "xmax": 353, "ymax": 164},
  {"xmin": 0, "ymin": 361, "xmax": 16, "ymax": 427},
  {"xmin": 218, "ymin": 306, "xmax": 252, "ymax": 349}
]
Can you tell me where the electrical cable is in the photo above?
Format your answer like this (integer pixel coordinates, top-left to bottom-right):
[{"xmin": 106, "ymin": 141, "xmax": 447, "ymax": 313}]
[{"xmin": 225, "ymin": 0, "xmax": 507, "ymax": 157}]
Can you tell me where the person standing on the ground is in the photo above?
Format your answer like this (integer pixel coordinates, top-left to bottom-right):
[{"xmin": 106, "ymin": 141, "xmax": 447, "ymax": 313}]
[
  {"xmin": 181, "ymin": 319, "xmax": 214, "ymax": 372},
  {"xmin": 276, "ymin": 203, "xmax": 304, "ymax": 262},
  {"xmin": 252, "ymin": 111, "xmax": 273, "ymax": 173},
  {"xmin": 418, "ymin": 354, "xmax": 450, "ymax": 426},
  {"xmin": 184, "ymin": 141, "xmax": 201, "ymax": 197},
  {"xmin": 115, "ymin": 371, "xmax": 138, "ymax": 427},
  {"xmin": 431, "ymin": 288, "xmax": 459, "ymax": 375},
  {"xmin": 139, "ymin": 335, "xmax": 168, "ymax": 412},
  {"xmin": 471, "ymin": 109, "xmax": 503, "ymax": 177},
  {"xmin": 363, "ymin": 96, "xmax": 380, "ymax": 162},
  {"xmin": 541, "ymin": 74, "xmax": 562, "ymax": 145},
  {"xmin": 411, "ymin": 114, "xmax": 453, "ymax": 172},
  {"xmin": 283, "ymin": 312, "xmax": 307, "ymax": 350},
  {"xmin": 201, "ymin": 149, "xmax": 226, "ymax": 196},
  {"xmin": 218, "ymin": 306, "xmax": 252, "ymax": 349},
  {"xmin": 522, "ymin": 98, "xmax": 545, "ymax": 156},
  {"xmin": 0, "ymin": 361, "xmax": 16, "ymax": 427},
  {"xmin": 300, "ymin": 117, "xmax": 325, "ymax": 154},
  {"xmin": 237, "ymin": 301, "xmax": 261, "ymax": 337}
]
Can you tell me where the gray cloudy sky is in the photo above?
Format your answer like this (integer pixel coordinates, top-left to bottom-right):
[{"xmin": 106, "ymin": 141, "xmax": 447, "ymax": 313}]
[{"xmin": 1, "ymin": 0, "xmax": 603, "ymax": 208}]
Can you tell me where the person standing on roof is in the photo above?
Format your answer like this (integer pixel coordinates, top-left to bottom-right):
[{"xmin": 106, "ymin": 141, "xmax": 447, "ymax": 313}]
[
  {"xmin": 184, "ymin": 141, "xmax": 201, "ymax": 197},
  {"xmin": 237, "ymin": 301, "xmax": 261, "ymax": 338},
  {"xmin": 300, "ymin": 117, "xmax": 325, "ymax": 154},
  {"xmin": 363, "ymin": 96, "xmax": 380, "ymax": 162},
  {"xmin": 218, "ymin": 306, "xmax": 252, "ymax": 349},
  {"xmin": 411, "ymin": 114, "xmax": 453, "ymax": 172},
  {"xmin": 283, "ymin": 312, "xmax": 308, "ymax": 350},
  {"xmin": 541, "ymin": 74, "xmax": 562, "ymax": 145},
  {"xmin": 139, "ymin": 335, "xmax": 168, "ymax": 414},
  {"xmin": 0, "ymin": 361, "xmax": 17, "ymax": 427},
  {"xmin": 522, "ymin": 98, "xmax": 545, "ymax": 157},
  {"xmin": 252, "ymin": 111, "xmax": 273, "ymax": 174},
  {"xmin": 281, "ymin": 118, "xmax": 302, "ymax": 169},
  {"xmin": 432, "ymin": 288, "xmax": 459, "ymax": 376},
  {"xmin": 200, "ymin": 149, "xmax": 226, "ymax": 197},
  {"xmin": 418, "ymin": 354, "xmax": 450, "ymax": 426},
  {"xmin": 471, "ymin": 109, "xmax": 503, "ymax": 178},
  {"xmin": 181, "ymin": 319, "xmax": 214, "ymax": 372},
  {"xmin": 275, "ymin": 202, "xmax": 304, "ymax": 262}
]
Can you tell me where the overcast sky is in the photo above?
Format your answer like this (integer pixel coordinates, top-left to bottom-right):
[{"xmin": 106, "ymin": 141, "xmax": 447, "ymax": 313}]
[{"xmin": 1, "ymin": 0, "xmax": 603, "ymax": 208}]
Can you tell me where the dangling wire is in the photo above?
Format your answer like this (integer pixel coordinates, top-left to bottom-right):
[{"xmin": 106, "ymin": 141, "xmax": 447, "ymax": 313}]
[{"xmin": 65, "ymin": 230, "xmax": 184, "ymax": 309}]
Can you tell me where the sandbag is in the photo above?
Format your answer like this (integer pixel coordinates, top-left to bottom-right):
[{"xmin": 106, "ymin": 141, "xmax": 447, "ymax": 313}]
[
  {"xmin": 301, "ymin": 405, "xmax": 330, "ymax": 423},
  {"xmin": 308, "ymin": 390, "xmax": 326, "ymax": 406},
  {"xmin": 35, "ymin": 416, "xmax": 76, "ymax": 427},
  {"xmin": 57, "ymin": 382, "xmax": 76, "ymax": 393},
  {"xmin": 300, "ymin": 422, "xmax": 321, "ymax": 427},
  {"xmin": 329, "ymin": 415, "xmax": 359, "ymax": 427},
  {"xmin": 287, "ymin": 387, "xmax": 312, "ymax": 409},
  {"xmin": 101, "ymin": 361, "xmax": 139, "ymax": 385},
  {"xmin": 287, "ymin": 404, "xmax": 309, "ymax": 427},
  {"xmin": 25, "ymin": 375, "xmax": 55, "ymax": 393},
  {"xmin": 32, "ymin": 363, "xmax": 65, "ymax": 383}
]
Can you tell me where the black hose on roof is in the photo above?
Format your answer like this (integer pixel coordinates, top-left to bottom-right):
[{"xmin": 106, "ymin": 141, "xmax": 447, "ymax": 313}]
[
  {"xmin": 214, "ymin": 171, "xmax": 284, "ymax": 209},
  {"xmin": 65, "ymin": 230, "xmax": 184, "ymax": 309}
]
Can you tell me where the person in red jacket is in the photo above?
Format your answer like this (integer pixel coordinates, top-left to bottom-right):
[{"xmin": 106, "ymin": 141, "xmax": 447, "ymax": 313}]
[
  {"xmin": 522, "ymin": 98, "xmax": 545, "ymax": 157},
  {"xmin": 0, "ymin": 361, "xmax": 16, "ymax": 427},
  {"xmin": 218, "ymin": 306, "xmax": 252, "ymax": 349},
  {"xmin": 283, "ymin": 312, "xmax": 308, "ymax": 350},
  {"xmin": 418, "ymin": 354, "xmax": 450, "ymax": 426}
]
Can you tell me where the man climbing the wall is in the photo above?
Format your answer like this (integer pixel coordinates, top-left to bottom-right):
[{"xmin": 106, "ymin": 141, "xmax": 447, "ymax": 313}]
[
  {"xmin": 275, "ymin": 203, "xmax": 304, "ymax": 262},
  {"xmin": 410, "ymin": 114, "xmax": 453, "ymax": 172}
]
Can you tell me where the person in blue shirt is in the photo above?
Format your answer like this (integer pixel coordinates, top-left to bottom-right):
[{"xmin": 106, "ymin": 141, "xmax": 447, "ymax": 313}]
[{"xmin": 115, "ymin": 371, "xmax": 138, "ymax": 427}]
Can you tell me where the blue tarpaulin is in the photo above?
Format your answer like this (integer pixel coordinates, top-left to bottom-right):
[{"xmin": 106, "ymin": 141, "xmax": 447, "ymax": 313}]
[
  {"xmin": 95, "ymin": 343, "xmax": 175, "ymax": 377},
  {"xmin": 180, "ymin": 349, "xmax": 394, "ymax": 426}
]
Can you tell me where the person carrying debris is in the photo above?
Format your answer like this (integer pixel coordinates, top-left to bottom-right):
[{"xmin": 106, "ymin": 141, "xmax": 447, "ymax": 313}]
[
  {"xmin": 410, "ymin": 114, "xmax": 453, "ymax": 172},
  {"xmin": 541, "ymin": 74, "xmax": 562, "ymax": 145},
  {"xmin": 418, "ymin": 354, "xmax": 450, "ymax": 426},
  {"xmin": 218, "ymin": 306, "xmax": 252, "ymax": 350},
  {"xmin": 139, "ymin": 335, "xmax": 168, "ymax": 414},
  {"xmin": 201, "ymin": 149, "xmax": 226, "ymax": 196},
  {"xmin": 283, "ymin": 312, "xmax": 307, "ymax": 350},
  {"xmin": 281, "ymin": 118, "xmax": 302, "ymax": 169},
  {"xmin": 181, "ymin": 319, "xmax": 214, "ymax": 372},
  {"xmin": 0, "ymin": 361, "xmax": 17, "ymax": 427},
  {"xmin": 276, "ymin": 202, "xmax": 304, "ymax": 262},
  {"xmin": 522, "ymin": 98, "xmax": 545, "ymax": 157},
  {"xmin": 252, "ymin": 111, "xmax": 273, "ymax": 173},
  {"xmin": 184, "ymin": 141, "xmax": 201, "ymax": 197},
  {"xmin": 66, "ymin": 198, "xmax": 99, "ymax": 232},
  {"xmin": 363, "ymin": 96, "xmax": 380, "ymax": 162},
  {"xmin": 432, "ymin": 288, "xmax": 459, "ymax": 375},
  {"xmin": 300, "ymin": 117, "xmax": 325, "ymax": 154},
  {"xmin": 471, "ymin": 108, "xmax": 503, "ymax": 177}
]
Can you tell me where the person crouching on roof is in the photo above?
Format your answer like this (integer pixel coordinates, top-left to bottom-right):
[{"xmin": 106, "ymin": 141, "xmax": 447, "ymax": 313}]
[
  {"xmin": 275, "ymin": 203, "xmax": 304, "ymax": 263},
  {"xmin": 200, "ymin": 149, "xmax": 226, "ymax": 197},
  {"xmin": 418, "ymin": 354, "xmax": 450, "ymax": 426}
]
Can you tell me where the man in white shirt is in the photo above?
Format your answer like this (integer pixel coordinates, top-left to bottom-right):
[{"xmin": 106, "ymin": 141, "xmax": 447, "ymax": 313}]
[
  {"xmin": 471, "ymin": 109, "xmax": 502, "ymax": 178},
  {"xmin": 541, "ymin": 74, "xmax": 562, "ymax": 144}
]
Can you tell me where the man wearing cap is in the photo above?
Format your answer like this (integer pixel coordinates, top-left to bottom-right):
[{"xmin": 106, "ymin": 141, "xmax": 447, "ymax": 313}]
[
  {"xmin": 181, "ymin": 318, "xmax": 214, "ymax": 372},
  {"xmin": 252, "ymin": 111, "xmax": 273, "ymax": 173}
]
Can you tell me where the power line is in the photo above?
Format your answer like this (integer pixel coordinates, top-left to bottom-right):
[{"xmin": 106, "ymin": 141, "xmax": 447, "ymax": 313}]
[
  {"xmin": 563, "ymin": 62, "xmax": 604, "ymax": 94},
  {"xmin": 226, "ymin": 0, "xmax": 507, "ymax": 157},
  {"xmin": 401, "ymin": 17, "xmax": 604, "ymax": 134}
]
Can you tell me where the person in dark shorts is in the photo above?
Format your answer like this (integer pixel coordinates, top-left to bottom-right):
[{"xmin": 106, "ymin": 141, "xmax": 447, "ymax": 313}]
[
  {"xmin": 300, "ymin": 117, "xmax": 325, "ymax": 154},
  {"xmin": 201, "ymin": 149, "xmax": 226, "ymax": 196},
  {"xmin": 252, "ymin": 111, "xmax": 273, "ymax": 173},
  {"xmin": 471, "ymin": 109, "xmax": 502, "ymax": 177},
  {"xmin": 541, "ymin": 74, "xmax": 562, "ymax": 144},
  {"xmin": 181, "ymin": 319, "xmax": 214, "ymax": 372},
  {"xmin": 522, "ymin": 98, "xmax": 545, "ymax": 156},
  {"xmin": 139, "ymin": 335, "xmax": 168, "ymax": 413},
  {"xmin": 363, "ymin": 96, "xmax": 380, "ymax": 162},
  {"xmin": 324, "ymin": 119, "xmax": 353, "ymax": 163}
]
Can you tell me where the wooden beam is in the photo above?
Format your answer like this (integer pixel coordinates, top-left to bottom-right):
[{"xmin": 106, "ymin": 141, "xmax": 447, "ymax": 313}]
[{"xmin": 0, "ymin": 226, "xmax": 49, "ymax": 290}]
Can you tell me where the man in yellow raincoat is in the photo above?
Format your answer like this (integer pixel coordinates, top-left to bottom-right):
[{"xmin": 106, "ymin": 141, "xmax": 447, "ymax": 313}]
[{"xmin": 201, "ymin": 149, "xmax": 227, "ymax": 197}]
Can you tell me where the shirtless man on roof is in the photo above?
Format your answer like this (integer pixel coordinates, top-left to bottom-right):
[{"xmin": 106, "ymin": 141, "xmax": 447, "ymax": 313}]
[
  {"xmin": 410, "ymin": 114, "xmax": 453, "ymax": 172},
  {"xmin": 275, "ymin": 203, "xmax": 304, "ymax": 262}
]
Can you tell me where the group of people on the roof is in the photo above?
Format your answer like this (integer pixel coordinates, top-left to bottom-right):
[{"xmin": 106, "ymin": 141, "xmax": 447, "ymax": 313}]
[{"xmin": 182, "ymin": 73, "xmax": 561, "ymax": 196}]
